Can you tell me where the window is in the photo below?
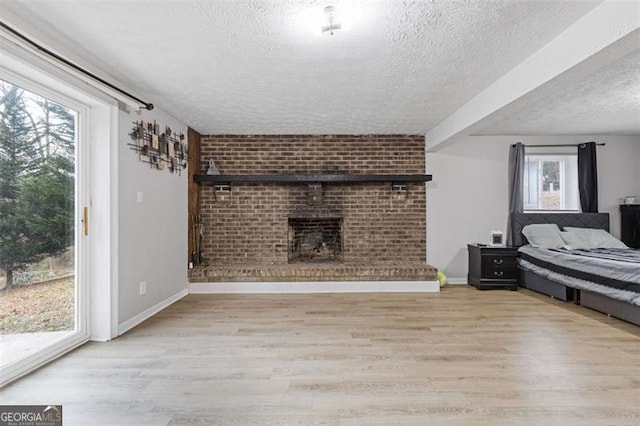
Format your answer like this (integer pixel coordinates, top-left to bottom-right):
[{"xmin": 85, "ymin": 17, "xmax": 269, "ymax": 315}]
[{"xmin": 524, "ymin": 152, "xmax": 579, "ymax": 211}]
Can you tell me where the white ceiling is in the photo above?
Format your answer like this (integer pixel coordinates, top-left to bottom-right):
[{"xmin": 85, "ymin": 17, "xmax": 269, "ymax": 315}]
[
  {"xmin": 476, "ymin": 48, "xmax": 640, "ymax": 136},
  {"xmin": 3, "ymin": 0, "xmax": 637, "ymax": 138}
]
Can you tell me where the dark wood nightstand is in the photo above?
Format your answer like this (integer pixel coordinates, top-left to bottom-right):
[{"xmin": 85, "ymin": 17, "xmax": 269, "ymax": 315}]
[
  {"xmin": 620, "ymin": 204, "xmax": 640, "ymax": 248},
  {"xmin": 467, "ymin": 244, "xmax": 518, "ymax": 290}
]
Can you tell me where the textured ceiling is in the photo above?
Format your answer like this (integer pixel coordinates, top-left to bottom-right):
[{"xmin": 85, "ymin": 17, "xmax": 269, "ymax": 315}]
[
  {"xmin": 476, "ymin": 49, "xmax": 640, "ymax": 136},
  {"xmin": 4, "ymin": 1, "xmax": 606, "ymax": 135}
]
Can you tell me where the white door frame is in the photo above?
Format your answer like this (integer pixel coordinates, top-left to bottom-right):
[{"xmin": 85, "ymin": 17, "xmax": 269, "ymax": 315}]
[{"xmin": 0, "ymin": 52, "xmax": 119, "ymax": 386}]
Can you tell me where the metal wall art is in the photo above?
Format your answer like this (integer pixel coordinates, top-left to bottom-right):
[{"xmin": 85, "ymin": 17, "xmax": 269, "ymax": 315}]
[{"xmin": 128, "ymin": 120, "xmax": 187, "ymax": 174}]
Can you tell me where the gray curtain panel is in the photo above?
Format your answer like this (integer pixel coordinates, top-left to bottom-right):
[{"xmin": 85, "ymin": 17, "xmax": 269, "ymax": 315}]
[
  {"xmin": 506, "ymin": 142, "xmax": 525, "ymax": 246},
  {"xmin": 578, "ymin": 142, "xmax": 598, "ymax": 213}
]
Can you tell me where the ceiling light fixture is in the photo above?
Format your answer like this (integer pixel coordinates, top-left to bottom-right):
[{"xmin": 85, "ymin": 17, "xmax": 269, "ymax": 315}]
[{"xmin": 321, "ymin": 5, "xmax": 341, "ymax": 35}]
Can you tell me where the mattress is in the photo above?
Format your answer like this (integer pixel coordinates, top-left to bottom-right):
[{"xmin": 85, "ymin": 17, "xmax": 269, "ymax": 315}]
[{"xmin": 517, "ymin": 246, "xmax": 640, "ymax": 306}]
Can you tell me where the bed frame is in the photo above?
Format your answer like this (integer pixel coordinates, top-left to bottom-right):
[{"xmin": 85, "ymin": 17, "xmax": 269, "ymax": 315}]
[{"xmin": 511, "ymin": 212, "xmax": 639, "ymax": 326}]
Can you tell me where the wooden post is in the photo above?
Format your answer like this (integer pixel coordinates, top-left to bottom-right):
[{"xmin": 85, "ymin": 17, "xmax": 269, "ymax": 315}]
[{"xmin": 187, "ymin": 127, "xmax": 201, "ymax": 265}]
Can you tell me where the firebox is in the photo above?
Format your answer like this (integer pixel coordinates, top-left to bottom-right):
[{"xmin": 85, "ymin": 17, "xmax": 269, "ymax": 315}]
[{"xmin": 288, "ymin": 218, "xmax": 343, "ymax": 262}]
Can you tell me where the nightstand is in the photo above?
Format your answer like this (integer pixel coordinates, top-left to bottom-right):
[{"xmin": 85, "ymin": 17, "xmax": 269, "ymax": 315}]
[
  {"xmin": 620, "ymin": 204, "xmax": 640, "ymax": 248},
  {"xmin": 467, "ymin": 244, "xmax": 518, "ymax": 290}
]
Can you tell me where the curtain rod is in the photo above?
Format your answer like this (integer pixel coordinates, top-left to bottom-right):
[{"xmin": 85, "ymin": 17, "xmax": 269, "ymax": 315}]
[
  {"xmin": 0, "ymin": 21, "xmax": 154, "ymax": 111},
  {"xmin": 512, "ymin": 142, "xmax": 606, "ymax": 147}
]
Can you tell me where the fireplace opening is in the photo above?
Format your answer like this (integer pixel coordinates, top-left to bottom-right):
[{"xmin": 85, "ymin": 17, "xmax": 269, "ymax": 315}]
[{"xmin": 288, "ymin": 218, "xmax": 343, "ymax": 262}]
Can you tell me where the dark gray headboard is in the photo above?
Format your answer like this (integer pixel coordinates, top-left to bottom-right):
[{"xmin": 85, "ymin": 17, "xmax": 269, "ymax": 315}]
[{"xmin": 511, "ymin": 212, "xmax": 610, "ymax": 247}]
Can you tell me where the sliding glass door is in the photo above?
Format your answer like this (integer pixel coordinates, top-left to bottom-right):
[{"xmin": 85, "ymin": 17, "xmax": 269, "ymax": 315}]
[{"xmin": 0, "ymin": 76, "xmax": 88, "ymax": 385}]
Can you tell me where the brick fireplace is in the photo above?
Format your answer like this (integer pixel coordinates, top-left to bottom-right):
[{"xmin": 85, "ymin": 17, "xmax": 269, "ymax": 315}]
[{"xmin": 189, "ymin": 135, "xmax": 436, "ymax": 283}]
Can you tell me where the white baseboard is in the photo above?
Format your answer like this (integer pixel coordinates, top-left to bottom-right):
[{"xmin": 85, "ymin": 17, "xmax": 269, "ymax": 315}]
[
  {"xmin": 117, "ymin": 288, "xmax": 188, "ymax": 336},
  {"xmin": 189, "ymin": 280, "xmax": 440, "ymax": 294},
  {"xmin": 445, "ymin": 278, "xmax": 468, "ymax": 285}
]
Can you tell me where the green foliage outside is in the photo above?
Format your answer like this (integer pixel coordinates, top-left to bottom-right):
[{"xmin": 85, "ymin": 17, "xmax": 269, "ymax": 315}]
[{"xmin": 0, "ymin": 80, "xmax": 75, "ymax": 288}]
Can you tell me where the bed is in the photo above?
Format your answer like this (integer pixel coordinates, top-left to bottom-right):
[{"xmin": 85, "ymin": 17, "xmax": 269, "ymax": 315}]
[{"xmin": 511, "ymin": 212, "xmax": 640, "ymax": 326}]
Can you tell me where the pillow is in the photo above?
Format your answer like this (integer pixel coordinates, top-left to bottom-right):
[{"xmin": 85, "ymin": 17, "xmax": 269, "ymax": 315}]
[
  {"xmin": 563, "ymin": 227, "xmax": 628, "ymax": 249},
  {"xmin": 560, "ymin": 231, "xmax": 591, "ymax": 250},
  {"xmin": 521, "ymin": 224, "xmax": 565, "ymax": 249}
]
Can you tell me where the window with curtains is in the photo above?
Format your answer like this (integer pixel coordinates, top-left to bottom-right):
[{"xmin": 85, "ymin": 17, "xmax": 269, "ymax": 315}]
[{"xmin": 523, "ymin": 153, "xmax": 579, "ymax": 211}]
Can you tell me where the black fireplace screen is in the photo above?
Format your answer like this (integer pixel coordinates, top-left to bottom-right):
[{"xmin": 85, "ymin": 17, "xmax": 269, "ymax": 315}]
[{"xmin": 288, "ymin": 218, "xmax": 342, "ymax": 262}]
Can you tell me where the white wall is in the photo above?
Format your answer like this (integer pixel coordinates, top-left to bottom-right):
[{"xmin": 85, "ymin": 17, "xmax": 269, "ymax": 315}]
[
  {"xmin": 117, "ymin": 108, "xmax": 188, "ymax": 326},
  {"xmin": 426, "ymin": 135, "xmax": 640, "ymax": 282},
  {"xmin": 598, "ymin": 137, "xmax": 640, "ymax": 235},
  {"xmin": 0, "ymin": 5, "xmax": 190, "ymax": 334}
]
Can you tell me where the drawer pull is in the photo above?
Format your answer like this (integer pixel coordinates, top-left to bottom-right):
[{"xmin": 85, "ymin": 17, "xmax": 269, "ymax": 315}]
[
  {"xmin": 493, "ymin": 258, "xmax": 504, "ymax": 265},
  {"xmin": 494, "ymin": 271, "xmax": 504, "ymax": 277}
]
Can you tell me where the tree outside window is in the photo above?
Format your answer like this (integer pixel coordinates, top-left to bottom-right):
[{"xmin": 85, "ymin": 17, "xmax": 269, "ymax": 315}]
[{"xmin": 0, "ymin": 80, "xmax": 75, "ymax": 289}]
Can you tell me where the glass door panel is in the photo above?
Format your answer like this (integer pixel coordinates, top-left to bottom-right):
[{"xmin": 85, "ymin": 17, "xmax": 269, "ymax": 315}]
[{"xmin": 0, "ymin": 77, "xmax": 83, "ymax": 379}]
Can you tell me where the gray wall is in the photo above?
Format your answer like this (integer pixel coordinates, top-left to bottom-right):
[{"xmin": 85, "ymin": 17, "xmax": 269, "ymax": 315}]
[
  {"xmin": 426, "ymin": 135, "xmax": 640, "ymax": 281},
  {"xmin": 117, "ymin": 108, "xmax": 188, "ymax": 325}
]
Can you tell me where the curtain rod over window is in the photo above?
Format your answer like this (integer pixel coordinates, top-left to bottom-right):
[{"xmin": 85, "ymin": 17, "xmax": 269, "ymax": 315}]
[
  {"xmin": 511, "ymin": 142, "xmax": 606, "ymax": 148},
  {"xmin": 0, "ymin": 20, "xmax": 154, "ymax": 111}
]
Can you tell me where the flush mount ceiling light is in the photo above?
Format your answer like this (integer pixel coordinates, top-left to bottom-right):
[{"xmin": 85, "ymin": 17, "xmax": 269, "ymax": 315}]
[
  {"xmin": 296, "ymin": 2, "xmax": 362, "ymax": 37},
  {"xmin": 321, "ymin": 5, "xmax": 341, "ymax": 35}
]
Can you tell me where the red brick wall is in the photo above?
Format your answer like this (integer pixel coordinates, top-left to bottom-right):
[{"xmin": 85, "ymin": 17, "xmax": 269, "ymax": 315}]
[{"xmin": 197, "ymin": 135, "xmax": 426, "ymax": 265}]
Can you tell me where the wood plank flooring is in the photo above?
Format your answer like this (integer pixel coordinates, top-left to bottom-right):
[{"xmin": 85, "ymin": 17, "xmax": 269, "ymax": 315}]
[{"xmin": 2, "ymin": 286, "xmax": 639, "ymax": 425}]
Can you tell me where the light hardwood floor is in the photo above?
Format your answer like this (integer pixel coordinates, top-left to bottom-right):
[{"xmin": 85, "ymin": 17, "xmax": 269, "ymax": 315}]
[{"xmin": 2, "ymin": 286, "xmax": 639, "ymax": 425}]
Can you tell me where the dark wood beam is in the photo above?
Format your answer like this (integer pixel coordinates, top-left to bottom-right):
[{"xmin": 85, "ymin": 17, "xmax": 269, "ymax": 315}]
[{"xmin": 193, "ymin": 174, "xmax": 433, "ymax": 185}]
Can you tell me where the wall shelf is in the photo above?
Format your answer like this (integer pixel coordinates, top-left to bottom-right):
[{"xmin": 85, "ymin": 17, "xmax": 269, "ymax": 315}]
[{"xmin": 193, "ymin": 174, "xmax": 432, "ymax": 185}]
